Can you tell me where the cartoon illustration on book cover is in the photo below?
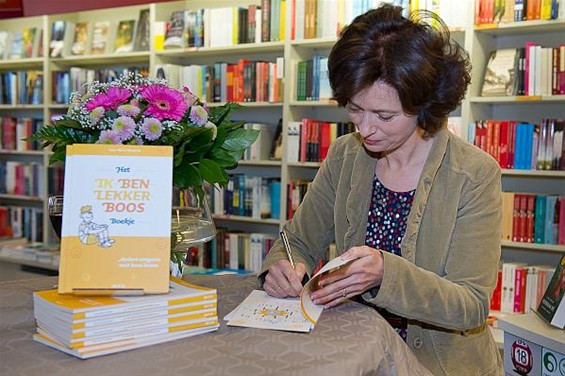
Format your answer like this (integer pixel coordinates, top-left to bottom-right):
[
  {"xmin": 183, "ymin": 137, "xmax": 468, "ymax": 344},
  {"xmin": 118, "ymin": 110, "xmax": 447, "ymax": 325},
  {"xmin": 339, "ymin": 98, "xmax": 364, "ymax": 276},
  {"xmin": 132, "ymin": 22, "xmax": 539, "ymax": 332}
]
[{"xmin": 78, "ymin": 205, "xmax": 115, "ymax": 248}]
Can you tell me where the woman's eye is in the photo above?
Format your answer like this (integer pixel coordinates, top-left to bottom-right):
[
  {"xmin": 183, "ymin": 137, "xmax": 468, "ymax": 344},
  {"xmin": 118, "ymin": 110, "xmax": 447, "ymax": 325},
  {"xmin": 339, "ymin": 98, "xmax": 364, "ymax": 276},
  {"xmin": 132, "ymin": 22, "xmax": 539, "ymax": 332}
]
[{"xmin": 376, "ymin": 113, "xmax": 394, "ymax": 122}]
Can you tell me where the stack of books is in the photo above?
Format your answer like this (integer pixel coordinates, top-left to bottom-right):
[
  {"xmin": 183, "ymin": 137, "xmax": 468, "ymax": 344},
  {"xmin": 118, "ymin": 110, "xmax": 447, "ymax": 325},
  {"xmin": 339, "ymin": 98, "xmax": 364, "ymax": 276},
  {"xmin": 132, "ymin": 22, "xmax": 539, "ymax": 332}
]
[{"xmin": 32, "ymin": 277, "xmax": 219, "ymax": 359}]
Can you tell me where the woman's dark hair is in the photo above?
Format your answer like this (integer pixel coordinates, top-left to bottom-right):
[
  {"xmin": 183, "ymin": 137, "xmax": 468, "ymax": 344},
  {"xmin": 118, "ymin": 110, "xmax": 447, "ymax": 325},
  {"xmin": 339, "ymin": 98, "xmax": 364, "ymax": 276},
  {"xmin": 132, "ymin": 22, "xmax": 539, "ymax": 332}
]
[{"xmin": 328, "ymin": 4, "xmax": 471, "ymax": 136}]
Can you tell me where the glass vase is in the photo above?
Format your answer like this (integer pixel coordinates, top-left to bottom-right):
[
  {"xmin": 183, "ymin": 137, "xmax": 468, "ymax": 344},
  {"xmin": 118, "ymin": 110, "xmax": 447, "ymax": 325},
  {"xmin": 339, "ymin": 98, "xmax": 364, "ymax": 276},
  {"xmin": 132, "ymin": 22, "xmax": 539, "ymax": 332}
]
[{"xmin": 170, "ymin": 187, "xmax": 216, "ymax": 277}]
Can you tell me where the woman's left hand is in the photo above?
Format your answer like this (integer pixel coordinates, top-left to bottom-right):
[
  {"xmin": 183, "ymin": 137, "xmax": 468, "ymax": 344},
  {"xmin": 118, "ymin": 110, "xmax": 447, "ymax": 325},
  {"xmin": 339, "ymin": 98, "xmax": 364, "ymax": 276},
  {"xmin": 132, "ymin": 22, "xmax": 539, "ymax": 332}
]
[{"xmin": 310, "ymin": 246, "xmax": 384, "ymax": 308}]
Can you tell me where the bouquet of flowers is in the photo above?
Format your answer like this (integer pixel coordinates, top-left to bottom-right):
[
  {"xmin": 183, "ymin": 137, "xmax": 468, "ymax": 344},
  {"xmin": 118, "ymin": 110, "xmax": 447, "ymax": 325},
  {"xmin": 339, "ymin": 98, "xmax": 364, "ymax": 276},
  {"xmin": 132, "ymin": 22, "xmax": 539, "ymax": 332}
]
[
  {"xmin": 33, "ymin": 73, "xmax": 259, "ymax": 271},
  {"xmin": 32, "ymin": 72, "xmax": 259, "ymax": 198}
]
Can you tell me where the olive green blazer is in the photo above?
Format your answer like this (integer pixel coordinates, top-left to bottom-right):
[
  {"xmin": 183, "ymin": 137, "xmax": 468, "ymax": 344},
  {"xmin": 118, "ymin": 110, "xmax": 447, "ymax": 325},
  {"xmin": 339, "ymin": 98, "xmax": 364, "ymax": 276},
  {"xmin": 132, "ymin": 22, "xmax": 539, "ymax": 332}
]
[{"xmin": 259, "ymin": 127, "xmax": 503, "ymax": 375}]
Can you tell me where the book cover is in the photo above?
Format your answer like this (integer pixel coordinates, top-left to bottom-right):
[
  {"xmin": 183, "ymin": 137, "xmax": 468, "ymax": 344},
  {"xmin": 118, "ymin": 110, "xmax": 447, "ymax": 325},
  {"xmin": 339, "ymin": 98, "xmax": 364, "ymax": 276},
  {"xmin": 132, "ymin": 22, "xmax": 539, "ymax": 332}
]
[
  {"xmin": 0, "ymin": 31, "xmax": 10, "ymax": 60},
  {"xmin": 8, "ymin": 31, "xmax": 23, "ymax": 59},
  {"xmin": 70, "ymin": 22, "xmax": 90, "ymax": 56},
  {"xmin": 481, "ymin": 48, "xmax": 520, "ymax": 96},
  {"xmin": 133, "ymin": 9, "xmax": 150, "ymax": 51},
  {"xmin": 537, "ymin": 254, "xmax": 565, "ymax": 329},
  {"xmin": 114, "ymin": 20, "xmax": 136, "ymax": 53},
  {"xmin": 49, "ymin": 21, "xmax": 65, "ymax": 58},
  {"xmin": 90, "ymin": 21, "xmax": 111, "ymax": 55},
  {"xmin": 164, "ymin": 10, "xmax": 187, "ymax": 49},
  {"xmin": 58, "ymin": 144, "xmax": 173, "ymax": 295},
  {"xmin": 22, "ymin": 27, "xmax": 38, "ymax": 58},
  {"xmin": 33, "ymin": 325, "xmax": 218, "ymax": 359}
]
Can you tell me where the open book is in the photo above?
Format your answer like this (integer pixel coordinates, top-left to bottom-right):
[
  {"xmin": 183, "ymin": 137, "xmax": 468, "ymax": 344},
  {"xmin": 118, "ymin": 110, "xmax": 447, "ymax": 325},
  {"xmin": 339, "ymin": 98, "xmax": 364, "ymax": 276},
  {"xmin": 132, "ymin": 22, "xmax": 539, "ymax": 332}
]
[{"xmin": 224, "ymin": 256, "xmax": 353, "ymax": 332}]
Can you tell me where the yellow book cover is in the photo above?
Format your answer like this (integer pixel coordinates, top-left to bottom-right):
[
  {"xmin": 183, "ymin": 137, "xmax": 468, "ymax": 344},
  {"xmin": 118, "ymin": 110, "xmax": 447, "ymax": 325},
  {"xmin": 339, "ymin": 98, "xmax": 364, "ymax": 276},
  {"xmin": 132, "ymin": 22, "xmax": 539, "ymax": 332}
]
[
  {"xmin": 57, "ymin": 144, "xmax": 173, "ymax": 295},
  {"xmin": 33, "ymin": 324, "xmax": 219, "ymax": 359}
]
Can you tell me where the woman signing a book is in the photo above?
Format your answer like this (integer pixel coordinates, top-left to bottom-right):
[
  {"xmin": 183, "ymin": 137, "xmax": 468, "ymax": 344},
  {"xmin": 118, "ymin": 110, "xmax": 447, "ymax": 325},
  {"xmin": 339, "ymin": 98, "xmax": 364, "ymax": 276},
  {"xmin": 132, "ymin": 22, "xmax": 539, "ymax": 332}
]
[{"xmin": 259, "ymin": 5, "xmax": 502, "ymax": 376}]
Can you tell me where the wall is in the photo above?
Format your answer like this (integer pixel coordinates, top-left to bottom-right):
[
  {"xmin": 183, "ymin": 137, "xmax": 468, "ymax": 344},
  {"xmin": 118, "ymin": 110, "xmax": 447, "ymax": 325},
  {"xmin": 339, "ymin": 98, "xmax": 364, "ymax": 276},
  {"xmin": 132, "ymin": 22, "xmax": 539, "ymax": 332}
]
[
  {"xmin": 22, "ymin": 0, "xmax": 171, "ymax": 16},
  {"xmin": 0, "ymin": 0, "xmax": 24, "ymax": 18}
]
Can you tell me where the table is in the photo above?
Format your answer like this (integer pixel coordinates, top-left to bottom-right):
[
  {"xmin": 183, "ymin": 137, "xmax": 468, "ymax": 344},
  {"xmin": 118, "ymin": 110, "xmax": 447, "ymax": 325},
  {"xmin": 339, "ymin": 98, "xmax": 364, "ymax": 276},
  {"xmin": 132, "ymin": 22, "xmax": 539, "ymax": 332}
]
[{"xmin": 0, "ymin": 275, "xmax": 432, "ymax": 376}]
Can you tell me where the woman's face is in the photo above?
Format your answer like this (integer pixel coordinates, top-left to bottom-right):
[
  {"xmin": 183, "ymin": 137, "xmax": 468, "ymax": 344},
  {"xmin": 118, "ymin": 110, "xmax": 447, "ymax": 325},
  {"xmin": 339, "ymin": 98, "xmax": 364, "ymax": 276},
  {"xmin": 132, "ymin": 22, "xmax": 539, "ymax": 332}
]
[{"xmin": 346, "ymin": 81, "xmax": 420, "ymax": 154}]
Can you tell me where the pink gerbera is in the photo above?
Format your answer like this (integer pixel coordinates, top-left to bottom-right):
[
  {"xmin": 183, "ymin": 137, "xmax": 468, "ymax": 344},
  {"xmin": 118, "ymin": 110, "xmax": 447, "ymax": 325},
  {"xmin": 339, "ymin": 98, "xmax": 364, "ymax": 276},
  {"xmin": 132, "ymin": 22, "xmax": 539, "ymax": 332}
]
[
  {"xmin": 85, "ymin": 87, "xmax": 132, "ymax": 111},
  {"xmin": 141, "ymin": 85, "xmax": 187, "ymax": 121}
]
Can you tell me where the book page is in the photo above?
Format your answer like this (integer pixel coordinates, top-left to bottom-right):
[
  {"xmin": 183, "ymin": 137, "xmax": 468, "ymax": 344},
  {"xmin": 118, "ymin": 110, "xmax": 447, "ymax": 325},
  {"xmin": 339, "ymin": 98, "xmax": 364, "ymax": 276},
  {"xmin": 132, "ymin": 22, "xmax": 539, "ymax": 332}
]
[{"xmin": 225, "ymin": 256, "xmax": 354, "ymax": 332}]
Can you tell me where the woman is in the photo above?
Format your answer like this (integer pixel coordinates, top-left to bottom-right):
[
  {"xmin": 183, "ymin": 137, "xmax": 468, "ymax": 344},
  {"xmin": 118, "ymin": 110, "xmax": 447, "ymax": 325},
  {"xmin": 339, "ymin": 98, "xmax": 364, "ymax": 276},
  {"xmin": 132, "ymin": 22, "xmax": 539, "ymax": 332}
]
[{"xmin": 259, "ymin": 5, "xmax": 503, "ymax": 375}]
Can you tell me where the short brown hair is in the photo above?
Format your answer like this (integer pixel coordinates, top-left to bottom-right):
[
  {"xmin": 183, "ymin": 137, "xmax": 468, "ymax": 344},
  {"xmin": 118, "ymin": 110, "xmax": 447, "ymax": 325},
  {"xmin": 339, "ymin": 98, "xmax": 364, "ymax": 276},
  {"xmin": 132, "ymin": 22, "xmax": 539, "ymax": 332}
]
[{"xmin": 328, "ymin": 4, "xmax": 471, "ymax": 136}]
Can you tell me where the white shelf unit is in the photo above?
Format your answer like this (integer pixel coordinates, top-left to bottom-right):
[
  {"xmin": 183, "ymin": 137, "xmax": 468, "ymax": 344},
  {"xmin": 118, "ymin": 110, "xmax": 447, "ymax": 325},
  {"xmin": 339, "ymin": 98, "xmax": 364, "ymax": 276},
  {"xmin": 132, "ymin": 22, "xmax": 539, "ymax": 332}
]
[
  {"xmin": 0, "ymin": 0, "xmax": 563, "ymax": 267},
  {"xmin": 463, "ymin": 18, "xmax": 565, "ymax": 266}
]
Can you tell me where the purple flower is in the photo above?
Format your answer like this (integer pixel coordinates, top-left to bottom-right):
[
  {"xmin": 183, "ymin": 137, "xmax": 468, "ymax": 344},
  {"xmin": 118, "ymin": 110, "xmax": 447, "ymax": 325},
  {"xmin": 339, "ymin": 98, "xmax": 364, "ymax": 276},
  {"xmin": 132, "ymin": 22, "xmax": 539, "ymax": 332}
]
[
  {"xmin": 117, "ymin": 103, "xmax": 141, "ymax": 117},
  {"xmin": 183, "ymin": 86, "xmax": 198, "ymax": 106},
  {"xmin": 141, "ymin": 85, "xmax": 187, "ymax": 121},
  {"xmin": 112, "ymin": 116, "xmax": 136, "ymax": 141},
  {"xmin": 98, "ymin": 130, "xmax": 122, "ymax": 144},
  {"xmin": 141, "ymin": 118, "xmax": 163, "ymax": 141},
  {"xmin": 89, "ymin": 106, "xmax": 105, "ymax": 123},
  {"xmin": 189, "ymin": 105, "xmax": 209, "ymax": 126}
]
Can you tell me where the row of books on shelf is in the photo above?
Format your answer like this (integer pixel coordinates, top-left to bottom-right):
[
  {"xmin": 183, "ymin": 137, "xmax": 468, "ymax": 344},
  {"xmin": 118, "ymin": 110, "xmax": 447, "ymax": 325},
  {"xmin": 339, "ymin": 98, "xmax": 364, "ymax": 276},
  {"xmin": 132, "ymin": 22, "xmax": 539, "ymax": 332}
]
[
  {"xmin": 186, "ymin": 228, "xmax": 338, "ymax": 273},
  {"xmin": 468, "ymin": 118, "xmax": 564, "ymax": 170},
  {"xmin": 211, "ymin": 175, "xmax": 281, "ymax": 220},
  {"xmin": 287, "ymin": 119, "xmax": 356, "ymax": 163},
  {"xmin": 475, "ymin": 0, "xmax": 565, "ymax": 25},
  {"xmin": 160, "ymin": 0, "xmax": 285, "ymax": 50},
  {"xmin": 491, "ymin": 261, "xmax": 555, "ymax": 316},
  {"xmin": 501, "ymin": 193, "xmax": 565, "ymax": 245},
  {"xmin": 293, "ymin": 0, "xmax": 469, "ymax": 41},
  {"xmin": 156, "ymin": 59, "xmax": 285, "ymax": 105},
  {"xmin": 1, "ymin": 117, "xmax": 42, "ymax": 151},
  {"xmin": 295, "ymin": 56, "xmax": 331, "ymax": 102},
  {"xmin": 0, "ymin": 70, "xmax": 43, "ymax": 105},
  {"xmin": 32, "ymin": 276, "xmax": 219, "ymax": 359},
  {"xmin": 481, "ymin": 45, "xmax": 565, "ymax": 97},
  {"xmin": 0, "ymin": 241, "xmax": 58, "ymax": 266},
  {"xmin": 0, "ymin": 206, "xmax": 43, "ymax": 241},
  {"xmin": 0, "ymin": 161, "xmax": 44, "ymax": 197},
  {"xmin": 242, "ymin": 122, "xmax": 279, "ymax": 162},
  {"xmin": 287, "ymin": 179, "xmax": 312, "ymax": 220},
  {"xmin": 48, "ymin": 9, "xmax": 149, "ymax": 58},
  {"xmin": 161, "ymin": 0, "xmax": 268, "ymax": 49},
  {"xmin": 0, "ymin": 27, "xmax": 42, "ymax": 60},
  {"xmin": 51, "ymin": 66, "xmax": 149, "ymax": 105}
]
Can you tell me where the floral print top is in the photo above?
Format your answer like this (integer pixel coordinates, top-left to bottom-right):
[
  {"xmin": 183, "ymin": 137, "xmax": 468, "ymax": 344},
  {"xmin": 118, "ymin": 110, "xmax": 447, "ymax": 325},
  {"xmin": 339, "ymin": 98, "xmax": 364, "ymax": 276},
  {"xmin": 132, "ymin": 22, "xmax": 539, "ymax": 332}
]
[{"xmin": 365, "ymin": 175, "xmax": 415, "ymax": 341}]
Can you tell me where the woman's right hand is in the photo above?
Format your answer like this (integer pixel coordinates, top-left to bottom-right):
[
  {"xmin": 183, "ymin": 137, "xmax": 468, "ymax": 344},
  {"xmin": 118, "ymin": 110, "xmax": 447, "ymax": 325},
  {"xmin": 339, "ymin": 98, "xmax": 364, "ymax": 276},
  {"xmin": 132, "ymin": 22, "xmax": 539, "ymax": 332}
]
[{"xmin": 264, "ymin": 260, "xmax": 307, "ymax": 298}]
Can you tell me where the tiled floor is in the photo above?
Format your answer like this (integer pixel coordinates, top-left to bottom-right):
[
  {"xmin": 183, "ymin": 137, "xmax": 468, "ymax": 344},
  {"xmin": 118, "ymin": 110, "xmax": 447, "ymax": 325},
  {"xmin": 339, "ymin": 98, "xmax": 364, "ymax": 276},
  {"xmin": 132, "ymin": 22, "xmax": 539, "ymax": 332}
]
[{"xmin": 0, "ymin": 262, "xmax": 55, "ymax": 281}]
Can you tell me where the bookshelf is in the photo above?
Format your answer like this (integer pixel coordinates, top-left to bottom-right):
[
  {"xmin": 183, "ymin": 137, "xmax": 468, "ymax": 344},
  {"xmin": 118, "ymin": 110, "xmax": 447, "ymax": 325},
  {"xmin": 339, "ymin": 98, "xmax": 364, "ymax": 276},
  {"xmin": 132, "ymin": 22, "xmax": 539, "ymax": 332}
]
[
  {"xmin": 464, "ymin": 16, "xmax": 565, "ymax": 268},
  {"xmin": 0, "ymin": 0, "xmax": 564, "ymax": 274}
]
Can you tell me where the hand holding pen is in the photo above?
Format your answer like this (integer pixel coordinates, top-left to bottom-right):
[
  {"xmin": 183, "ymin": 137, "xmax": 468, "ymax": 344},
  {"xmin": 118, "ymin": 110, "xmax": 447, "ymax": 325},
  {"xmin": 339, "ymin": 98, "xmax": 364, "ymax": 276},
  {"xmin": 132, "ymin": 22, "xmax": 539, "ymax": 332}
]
[{"xmin": 263, "ymin": 231, "xmax": 307, "ymax": 298}]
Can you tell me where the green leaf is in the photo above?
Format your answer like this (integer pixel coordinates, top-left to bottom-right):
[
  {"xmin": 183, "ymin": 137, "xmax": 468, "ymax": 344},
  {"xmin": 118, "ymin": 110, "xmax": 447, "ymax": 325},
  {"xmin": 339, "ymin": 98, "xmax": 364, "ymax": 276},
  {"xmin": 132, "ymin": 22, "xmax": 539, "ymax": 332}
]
[
  {"xmin": 198, "ymin": 159, "xmax": 227, "ymax": 185},
  {"xmin": 173, "ymin": 163, "xmax": 202, "ymax": 189},
  {"xmin": 222, "ymin": 128, "xmax": 260, "ymax": 151},
  {"xmin": 208, "ymin": 148, "xmax": 237, "ymax": 167}
]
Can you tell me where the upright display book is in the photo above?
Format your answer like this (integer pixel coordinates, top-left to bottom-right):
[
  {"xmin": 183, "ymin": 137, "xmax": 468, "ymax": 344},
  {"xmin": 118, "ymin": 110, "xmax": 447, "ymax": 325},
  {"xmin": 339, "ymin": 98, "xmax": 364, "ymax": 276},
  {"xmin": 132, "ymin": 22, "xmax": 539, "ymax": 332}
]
[
  {"xmin": 481, "ymin": 48, "xmax": 520, "ymax": 96},
  {"xmin": 90, "ymin": 21, "xmax": 111, "ymax": 55},
  {"xmin": 537, "ymin": 254, "xmax": 565, "ymax": 329},
  {"xmin": 133, "ymin": 9, "xmax": 150, "ymax": 51},
  {"xmin": 224, "ymin": 256, "xmax": 353, "ymax": 332},
  {"xmin": 58, "ymin": 144, "xmax": 173, "ymax": 295},
  {"xmin": 70, "ymin": 22, "xmax": 90, "ymax": 56},
  {"xmin": 114, "ymin": 20, "xmax": 136, "ymax": 53}
]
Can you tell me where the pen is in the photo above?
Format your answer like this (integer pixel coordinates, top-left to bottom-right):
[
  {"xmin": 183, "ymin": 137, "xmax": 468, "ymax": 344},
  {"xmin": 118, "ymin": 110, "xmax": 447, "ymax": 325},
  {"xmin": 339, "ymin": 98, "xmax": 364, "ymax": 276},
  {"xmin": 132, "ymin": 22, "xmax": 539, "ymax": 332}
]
[{"xmin": 280, "ymin": 231, "xmax": 296, "ymax": 269}]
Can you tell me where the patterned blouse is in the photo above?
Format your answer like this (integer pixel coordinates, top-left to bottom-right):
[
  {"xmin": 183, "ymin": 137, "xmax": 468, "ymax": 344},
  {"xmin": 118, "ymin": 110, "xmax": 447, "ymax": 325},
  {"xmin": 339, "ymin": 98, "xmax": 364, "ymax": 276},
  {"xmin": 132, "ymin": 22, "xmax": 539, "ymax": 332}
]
[{"xmin": 364, "ymin": 175, "xmax": 415, "ymax": 341}]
